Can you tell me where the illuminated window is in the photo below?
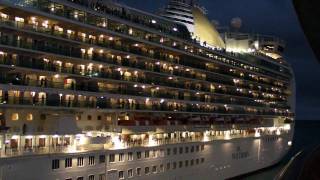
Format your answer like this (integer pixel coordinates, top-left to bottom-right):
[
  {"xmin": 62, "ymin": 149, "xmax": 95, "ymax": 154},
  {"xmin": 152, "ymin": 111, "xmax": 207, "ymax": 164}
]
[
  {"xmin": 15, "ymin": 17, "xmax": 24, "ymax": 23},
  {"xmin": 11, "ymin": 113, "xmax": 19, "ymax": 121},
  {"xmin": 26, "ymin": 113, "xmax": 33, "ymax": 121},
  {"xmin": 67, "ymin": 29, "xmax": 73, "ymax": 34},
  {"xmin": 128, "ymin": 28, "xmax": 133, "ymax": 35},
  {"xmin": 0, "ymin": 13, "xmax": 8, "ymax": 19}
]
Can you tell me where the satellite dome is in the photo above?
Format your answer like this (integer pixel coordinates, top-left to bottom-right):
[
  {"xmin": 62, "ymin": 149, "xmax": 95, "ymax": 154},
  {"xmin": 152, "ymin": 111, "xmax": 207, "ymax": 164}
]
[{"xmin": 231, "ymin": 17, "xmax": 242, "ymax": 29}]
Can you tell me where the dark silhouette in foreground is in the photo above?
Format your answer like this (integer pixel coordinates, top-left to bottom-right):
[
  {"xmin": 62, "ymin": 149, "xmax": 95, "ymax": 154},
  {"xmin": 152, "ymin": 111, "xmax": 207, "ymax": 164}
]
[
  {"xmin": 293, "ymin": 0, "xmax": 320, "ymax": 61},
  {"xmin": 298, "ymin": 145, "xmax": 320, "ymax": 180}
]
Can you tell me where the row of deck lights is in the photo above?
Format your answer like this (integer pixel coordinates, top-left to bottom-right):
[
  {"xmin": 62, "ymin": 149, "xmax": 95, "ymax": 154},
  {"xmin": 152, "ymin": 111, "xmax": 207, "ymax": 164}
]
[{"xmin": 2, "ymin": 123, "xmax": 291, "ymax": 152}]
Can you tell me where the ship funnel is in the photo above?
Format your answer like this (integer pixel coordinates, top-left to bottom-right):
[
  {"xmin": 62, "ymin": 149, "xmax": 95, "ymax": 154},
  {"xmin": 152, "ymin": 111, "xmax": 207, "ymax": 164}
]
[{"xmin": 162, "ymin": 0, "xmax": 225, "ymax": 48}]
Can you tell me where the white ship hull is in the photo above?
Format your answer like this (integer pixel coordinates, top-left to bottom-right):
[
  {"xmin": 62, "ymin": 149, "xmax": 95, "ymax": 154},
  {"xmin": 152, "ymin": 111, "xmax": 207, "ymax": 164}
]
[{"xmin": 0, "ymin": 132, "xmax": 293, "ymax": 180}]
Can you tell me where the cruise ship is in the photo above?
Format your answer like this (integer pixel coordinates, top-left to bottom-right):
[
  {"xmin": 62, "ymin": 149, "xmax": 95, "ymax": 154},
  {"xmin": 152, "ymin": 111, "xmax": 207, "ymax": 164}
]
[{"xmin": 0, "ymin": 0, "xmax": 295, "ymax": 180}]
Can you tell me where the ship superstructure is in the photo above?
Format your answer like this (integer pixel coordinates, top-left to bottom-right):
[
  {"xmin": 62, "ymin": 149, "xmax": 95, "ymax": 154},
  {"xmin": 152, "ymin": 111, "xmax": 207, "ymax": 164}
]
[{"xmin": 0, "ymin": 0, "xmax": 294, "ymax": 180}]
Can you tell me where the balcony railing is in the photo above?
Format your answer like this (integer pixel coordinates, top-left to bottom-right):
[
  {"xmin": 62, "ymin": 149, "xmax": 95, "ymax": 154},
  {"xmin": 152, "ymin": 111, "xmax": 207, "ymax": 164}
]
[
  {"xmin": 0, "ymin": 36, "xmax": 289, "ymax": 104},
  {"xmin": 0, "ymin": 93, "xmax": 291, "ymax": 117},
  {"xmin": 0, "ymin": 129, "xmax": 290, "ymax": 158},
  {"xmin": 0, "ymin": 73, "xmax": 291, "ymax": 109}
]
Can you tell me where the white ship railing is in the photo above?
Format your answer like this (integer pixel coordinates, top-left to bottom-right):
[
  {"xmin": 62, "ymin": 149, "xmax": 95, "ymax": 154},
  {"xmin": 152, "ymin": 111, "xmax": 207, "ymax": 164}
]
[{"xmin": 0, "ymin": 131, "xmax": 289, "ymax": 158}]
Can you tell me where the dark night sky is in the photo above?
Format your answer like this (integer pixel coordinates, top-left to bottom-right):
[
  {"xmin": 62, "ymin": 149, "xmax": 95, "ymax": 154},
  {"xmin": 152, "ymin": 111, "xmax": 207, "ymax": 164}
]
[{"xmin": 119, "ymin": 0, "xmax": 320, "ymax": 120}]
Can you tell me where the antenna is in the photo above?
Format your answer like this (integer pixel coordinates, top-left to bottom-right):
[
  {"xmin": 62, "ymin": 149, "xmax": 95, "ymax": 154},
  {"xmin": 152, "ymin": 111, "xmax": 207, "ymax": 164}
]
[{"xmin": 168, "ymin": 0, "xmax": 199, "ymax": 6}]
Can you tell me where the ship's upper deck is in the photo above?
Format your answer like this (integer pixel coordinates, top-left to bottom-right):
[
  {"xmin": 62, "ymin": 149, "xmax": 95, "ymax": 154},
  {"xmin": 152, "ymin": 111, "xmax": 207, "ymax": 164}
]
[{"xmin": 1, "ymin": 0, "xmax": 293, "ymax": 78}]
